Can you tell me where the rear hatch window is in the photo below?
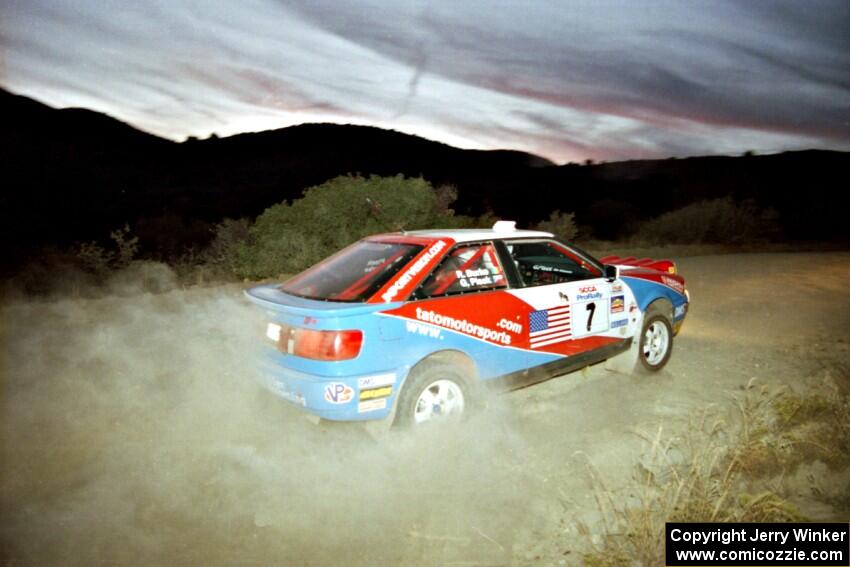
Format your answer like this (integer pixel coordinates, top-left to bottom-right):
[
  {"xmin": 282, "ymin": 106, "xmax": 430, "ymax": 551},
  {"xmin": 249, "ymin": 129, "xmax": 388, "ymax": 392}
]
[{"xmin": 281, "ymin": 240, "xmax": 424, "ymax": 302}]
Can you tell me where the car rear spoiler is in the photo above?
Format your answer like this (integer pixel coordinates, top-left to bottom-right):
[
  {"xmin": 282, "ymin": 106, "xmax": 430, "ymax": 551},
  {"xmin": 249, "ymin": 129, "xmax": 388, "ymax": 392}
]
[{"xmin": 599, "ymin": 256, "xmax": 677, "ymax": 274}]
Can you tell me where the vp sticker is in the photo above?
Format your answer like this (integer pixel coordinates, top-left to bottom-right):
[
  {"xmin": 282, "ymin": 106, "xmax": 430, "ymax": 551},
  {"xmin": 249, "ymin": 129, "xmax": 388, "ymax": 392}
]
[{"xmin": 324, "ymin": 382, "xmax": 354, "ymax": 404}]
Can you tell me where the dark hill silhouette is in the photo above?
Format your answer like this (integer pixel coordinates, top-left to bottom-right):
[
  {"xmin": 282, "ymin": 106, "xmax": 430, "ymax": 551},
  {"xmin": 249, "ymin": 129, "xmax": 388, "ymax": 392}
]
[{"xmin": 1, "ymin": 87, "xmax": 847, "ymax": 272}]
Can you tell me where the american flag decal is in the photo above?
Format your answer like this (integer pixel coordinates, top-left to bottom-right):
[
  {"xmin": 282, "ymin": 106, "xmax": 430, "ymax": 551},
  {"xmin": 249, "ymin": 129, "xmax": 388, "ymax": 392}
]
[{"xmin": 529, "ymin": 306, "xmax": 571, "ymax": 348}]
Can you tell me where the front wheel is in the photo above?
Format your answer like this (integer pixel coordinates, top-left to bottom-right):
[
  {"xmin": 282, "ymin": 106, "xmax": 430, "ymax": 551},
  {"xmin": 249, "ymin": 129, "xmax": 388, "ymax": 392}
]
[
  {"xmin": 394, "ymin": 361, "xmax": 472, "ymax": 427},
  {"xmin": 638, "ymin": 314, "xmax": 673, "ymax": 371}
]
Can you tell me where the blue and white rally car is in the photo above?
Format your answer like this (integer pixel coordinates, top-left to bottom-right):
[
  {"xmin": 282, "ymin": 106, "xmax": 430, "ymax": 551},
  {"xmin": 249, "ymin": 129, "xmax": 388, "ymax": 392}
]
[{"xmin": 245, "ymin": 221, "xmax": 689, "ymax": 426}]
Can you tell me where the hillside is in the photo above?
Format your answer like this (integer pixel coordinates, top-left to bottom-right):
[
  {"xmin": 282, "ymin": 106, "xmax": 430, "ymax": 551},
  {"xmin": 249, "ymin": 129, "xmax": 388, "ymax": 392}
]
[{"xmin": 1, "ymin": 87, "xmax": 848, "ymax": 270}]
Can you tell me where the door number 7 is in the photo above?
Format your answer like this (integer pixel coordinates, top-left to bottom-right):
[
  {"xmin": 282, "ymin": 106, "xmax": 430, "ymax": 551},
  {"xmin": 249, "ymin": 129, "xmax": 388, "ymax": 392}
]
[{"xmin": 585, "ymin": 302, "xmax": 596, "ymax": 332}]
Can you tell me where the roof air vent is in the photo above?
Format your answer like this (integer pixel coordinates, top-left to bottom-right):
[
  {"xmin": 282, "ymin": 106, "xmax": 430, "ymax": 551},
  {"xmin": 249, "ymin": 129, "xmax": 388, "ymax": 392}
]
[{"xmin": 492, "ymin": 220, "xmax": 517, "ymax": 232}]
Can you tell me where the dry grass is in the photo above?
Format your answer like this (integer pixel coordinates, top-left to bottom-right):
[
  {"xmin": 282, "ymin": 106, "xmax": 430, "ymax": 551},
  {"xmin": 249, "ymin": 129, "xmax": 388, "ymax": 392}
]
[
  {"xmin": 733, "ymin": 367, "xmax": 850, "ymax": 476},
  {"xmin": 576, "ymin": 366, "xmax": 850, "ymax": 566}
]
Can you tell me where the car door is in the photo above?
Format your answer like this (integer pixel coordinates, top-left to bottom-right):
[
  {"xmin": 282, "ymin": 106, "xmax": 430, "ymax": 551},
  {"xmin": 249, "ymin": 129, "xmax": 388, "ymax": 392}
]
[
  {"xmin": 499, "ymin": 238, "xmax": 617, "ymax": 358},
  {"xmin": 384, "ymin": 240, "xmax": 534, "ymax": 381}
]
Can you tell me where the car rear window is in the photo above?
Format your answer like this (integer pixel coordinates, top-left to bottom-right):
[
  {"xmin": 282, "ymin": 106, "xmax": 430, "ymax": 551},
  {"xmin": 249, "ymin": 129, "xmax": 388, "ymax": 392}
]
[{"xmin": 280, "ymin": 240, "xmax": 424, "ymax": 302}]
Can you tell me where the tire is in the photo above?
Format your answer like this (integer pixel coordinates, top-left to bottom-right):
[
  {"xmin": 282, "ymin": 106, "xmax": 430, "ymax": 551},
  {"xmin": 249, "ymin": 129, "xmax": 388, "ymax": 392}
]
[
  {"xmin": 638, "ymin": 314, "xmax": 673, "ymax": 371},
  {"xmin": 394, "ymin": 360, "xmax": 473, "ymax": 427}
]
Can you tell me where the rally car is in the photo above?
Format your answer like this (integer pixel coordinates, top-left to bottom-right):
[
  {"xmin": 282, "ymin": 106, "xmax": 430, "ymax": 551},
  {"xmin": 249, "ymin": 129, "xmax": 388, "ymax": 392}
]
[{"xmin": 245, "ymin": 221, "xmax": 689, "ymax": 426}]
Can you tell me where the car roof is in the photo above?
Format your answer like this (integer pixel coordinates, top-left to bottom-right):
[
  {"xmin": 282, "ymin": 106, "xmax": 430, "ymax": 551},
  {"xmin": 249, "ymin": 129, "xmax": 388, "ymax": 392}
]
[{"xmin": 401, "ymin": 227, "xmax": 554, "ymax": 243}]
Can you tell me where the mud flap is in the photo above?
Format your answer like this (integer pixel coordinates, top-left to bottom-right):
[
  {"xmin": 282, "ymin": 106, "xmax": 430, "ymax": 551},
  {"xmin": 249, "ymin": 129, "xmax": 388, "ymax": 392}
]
[
  {"xmin": 360, "ymin": 397, "xmax": 399, "ymax": 440},
  {"xmin": 604, "ymin": 313, "xmax": 643, "ymax": 375}
]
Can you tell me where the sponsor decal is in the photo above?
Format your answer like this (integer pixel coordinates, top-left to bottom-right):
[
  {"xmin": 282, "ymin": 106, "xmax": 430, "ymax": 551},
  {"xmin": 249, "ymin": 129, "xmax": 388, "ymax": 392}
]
[
  {"xmin": 359, "ymin": 386, "xmax": 393, "ymax": 401},
  {"xmin": 302, "ymin": 316, "xmax": 318, "ymax": 325},
  {"xmin": 357, "ymin": 373, "xmax": 396, "ymax": 389},
  {"xmin": 533, "ymin": 264, "xmax": 573, "ymax": 274},
  {"xmin": 578, "ymin": 285, "xmax": 597, "ymax": 293},
  {"xmin": 415, "ymin": 307, "xmax": 512, "ymax": 345},
  {"xmin": 674, "ymin": 304, "xmax": 687, "ymax": 318},
  {"xmin": 455, "ymin": 267, "xmax": 499, "ymax": 288},
  {"xmin": 324, "ymin": 382, "xmax": 354, "ymax": 404},
  {"xmin": 611, "ymin": 295, "xmax": 625, "ymax": 313},
  {"xmin": 381, "ymin": 240, "xmax": 447, "ymax": 302},
  {"xmin": 611, "ymin": 319, "xmax": 628, "ymax": 328},
  {"xmin": 629, "ymin": 302, "xmax": 638, "ymax": 313},
  {"xmin": 611, "ymin": 283, "xmax": 623, "ymax": 293},
  {"xmin": 576, "ymin": 291, "xmax": 603, "ymax": 301},
  {"xmin": 529, "ymin": 306, "xmax": 571, "ymax": 348},
  {"xmin": 661, "ymin": 275, "xmax": 685, "ymax": 295},
  {"xmin": 558, "ymin": 291, "xmax": 569, "ymax": 302},
  {"xmin": 497, "ymin": 318, "xmax": 523, "ymax": 334},
  {"xmin": 358, "ymin": 398, "xmax": 387, "ymax": 413}
]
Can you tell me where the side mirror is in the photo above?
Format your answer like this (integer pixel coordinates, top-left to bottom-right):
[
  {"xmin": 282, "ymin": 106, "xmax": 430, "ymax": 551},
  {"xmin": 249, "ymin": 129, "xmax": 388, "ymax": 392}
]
[{"xmin": 604, "ymin": 264, "xmax": 618, "ymax": 282}]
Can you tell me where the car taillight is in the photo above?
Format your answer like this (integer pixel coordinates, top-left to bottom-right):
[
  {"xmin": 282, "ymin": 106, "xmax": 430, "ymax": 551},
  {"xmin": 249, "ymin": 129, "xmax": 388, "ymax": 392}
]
[{"xmin": 292, "ymin": 329, "xmax": 363, "ymax": 361}]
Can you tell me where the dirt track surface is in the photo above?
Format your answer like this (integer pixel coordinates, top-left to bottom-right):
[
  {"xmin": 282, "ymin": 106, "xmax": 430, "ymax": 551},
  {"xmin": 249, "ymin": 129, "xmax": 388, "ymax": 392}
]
[{"xmin": 2, "ymin": 252, "xmax": 849, "ymax": 565}]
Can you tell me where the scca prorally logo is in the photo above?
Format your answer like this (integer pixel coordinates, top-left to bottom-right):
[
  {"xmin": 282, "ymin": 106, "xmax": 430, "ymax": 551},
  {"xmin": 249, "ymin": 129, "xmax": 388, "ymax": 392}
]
[
  {"xmin": 576, "ymin": 284, "xmax": 603, "ymax": 301},
  {"xmin": 381, "ymin": 240, "xmax": 448, "ymax": 302},
  {"xmin": 324, "ymin": 382, "xmax": 354, "ymax": 404}
]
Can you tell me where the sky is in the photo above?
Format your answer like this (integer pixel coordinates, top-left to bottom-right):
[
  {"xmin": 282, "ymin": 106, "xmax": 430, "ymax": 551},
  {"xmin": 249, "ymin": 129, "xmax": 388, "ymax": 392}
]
[{"xmin": 1, "ymin": 0, "xmax": 849, "ymax": 163}]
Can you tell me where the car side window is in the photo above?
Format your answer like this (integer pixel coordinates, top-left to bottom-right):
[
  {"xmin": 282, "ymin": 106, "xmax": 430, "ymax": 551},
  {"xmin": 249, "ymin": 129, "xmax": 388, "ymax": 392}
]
[
  {"xmin": 416, "ymin": 243, "xmax": 507, "ymax": 298},
  {"xmin": 505, "ymin": 240, "xmax": 600, "ymax": 286}
]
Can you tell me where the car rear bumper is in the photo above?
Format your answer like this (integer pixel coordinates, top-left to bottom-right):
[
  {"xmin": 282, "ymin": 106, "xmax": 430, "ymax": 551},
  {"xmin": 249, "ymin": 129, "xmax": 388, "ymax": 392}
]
[{"xmin": 257, "ymin": 361, "xmax": 399, "ymax": 421}]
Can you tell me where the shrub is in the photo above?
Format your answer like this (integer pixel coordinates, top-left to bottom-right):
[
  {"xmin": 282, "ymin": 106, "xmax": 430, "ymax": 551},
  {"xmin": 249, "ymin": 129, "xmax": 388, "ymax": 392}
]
[
  {"xmin": 5, "ymin": 248, "xmax": 96, "ymax": 297},
  {"xmin": 432, "ymin": 184, "xmax": 459, "ymax": 216},
  {"xmin": 110, "ymin": 224, "xmax": 140, "ymax": 268},
  {"xmin": 235, "ymin": 175, "xmax": 466, "ymax": 279},
  {"xmin": 535, "ymin": 210, "xmax": 578, "ymax": 241},
  {"xmin": 637, "ymin": 197, "xmax": 779, "ymax": 244},
  {"xmin": 470, "ymin": 210, "xmax": 500, "ymax": 229},
  {"xmin": 76, "ymin": 241, "xmax": 114, "ymax": 275},
  {"xmin": 75, "ymin": 224, "xmax": 139, "ymax": 274},
  {"xmin": 203, "ymin": 218, "xmax": 251, "ymax": 275}
]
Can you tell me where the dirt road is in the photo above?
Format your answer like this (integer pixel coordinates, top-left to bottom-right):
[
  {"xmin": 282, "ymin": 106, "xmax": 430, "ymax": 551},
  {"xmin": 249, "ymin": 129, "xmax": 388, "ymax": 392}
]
[{"xmin": 2, "ymin": 252, "xmax": 848, "ymax": 565}]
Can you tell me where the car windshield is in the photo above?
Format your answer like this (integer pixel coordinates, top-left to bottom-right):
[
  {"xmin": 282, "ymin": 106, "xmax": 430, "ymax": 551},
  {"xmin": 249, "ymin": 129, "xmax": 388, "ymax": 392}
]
[{"xmin": 280, "ymin": 240, "xmax": 424, "ymax": 302}]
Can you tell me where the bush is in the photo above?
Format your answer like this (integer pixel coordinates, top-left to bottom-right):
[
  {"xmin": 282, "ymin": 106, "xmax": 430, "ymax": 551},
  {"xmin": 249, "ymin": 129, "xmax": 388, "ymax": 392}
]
[
  {"xmin": 202, "ymin": 218, "xmax": 251, "ymax": 276},
  {"xmin": 535, "ymin": 210, "xmax": 578, "ymax": 241},
  {"xmin": 75, "ymin": 224, "xmax": 139, "ymax": 274},
  {"xmin": 235, "ymin": 175, "xmax": 466, "ymax": 279},
  {"xmin": 637, "ymin": 197, "xmax": 779, "ymax": 244}
]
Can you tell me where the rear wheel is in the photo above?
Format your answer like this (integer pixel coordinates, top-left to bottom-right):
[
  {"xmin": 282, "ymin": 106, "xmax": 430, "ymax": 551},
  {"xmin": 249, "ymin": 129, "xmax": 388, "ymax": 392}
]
[
  {"xmin": 394, "ymin": 361, "xmax": 472, "ymax": 427},
  {"xmin": 638, "ymin": 314, "xmax": 673, "ymax": 371}
]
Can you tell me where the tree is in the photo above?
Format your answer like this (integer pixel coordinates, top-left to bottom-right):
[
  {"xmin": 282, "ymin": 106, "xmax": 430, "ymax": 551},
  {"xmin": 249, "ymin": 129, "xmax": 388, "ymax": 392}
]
[
  {"xmin": 536, "ymin": 210, "xmax": 578, "ymax": 241},
  {"xmin": 236, "ymin": 174, "xmax": 465, "ymax": 278}
]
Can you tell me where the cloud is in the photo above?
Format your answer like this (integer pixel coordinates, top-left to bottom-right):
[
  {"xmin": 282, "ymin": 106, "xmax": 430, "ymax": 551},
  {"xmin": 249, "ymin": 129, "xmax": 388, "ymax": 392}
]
[{"xmin": 1, "ymin": 0, "xmax": 848, "ymax": 162}]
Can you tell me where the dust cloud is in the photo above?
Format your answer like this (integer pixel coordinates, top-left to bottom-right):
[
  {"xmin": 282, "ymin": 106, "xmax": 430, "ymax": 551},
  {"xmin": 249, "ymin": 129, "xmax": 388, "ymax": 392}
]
[
  {"xmin": 9, "ymin": 253, "xmax": 847, "ymax": 565},
  {"xmin": 0, "ymin": 265, "xmax": 531, "ymax": 566}
]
